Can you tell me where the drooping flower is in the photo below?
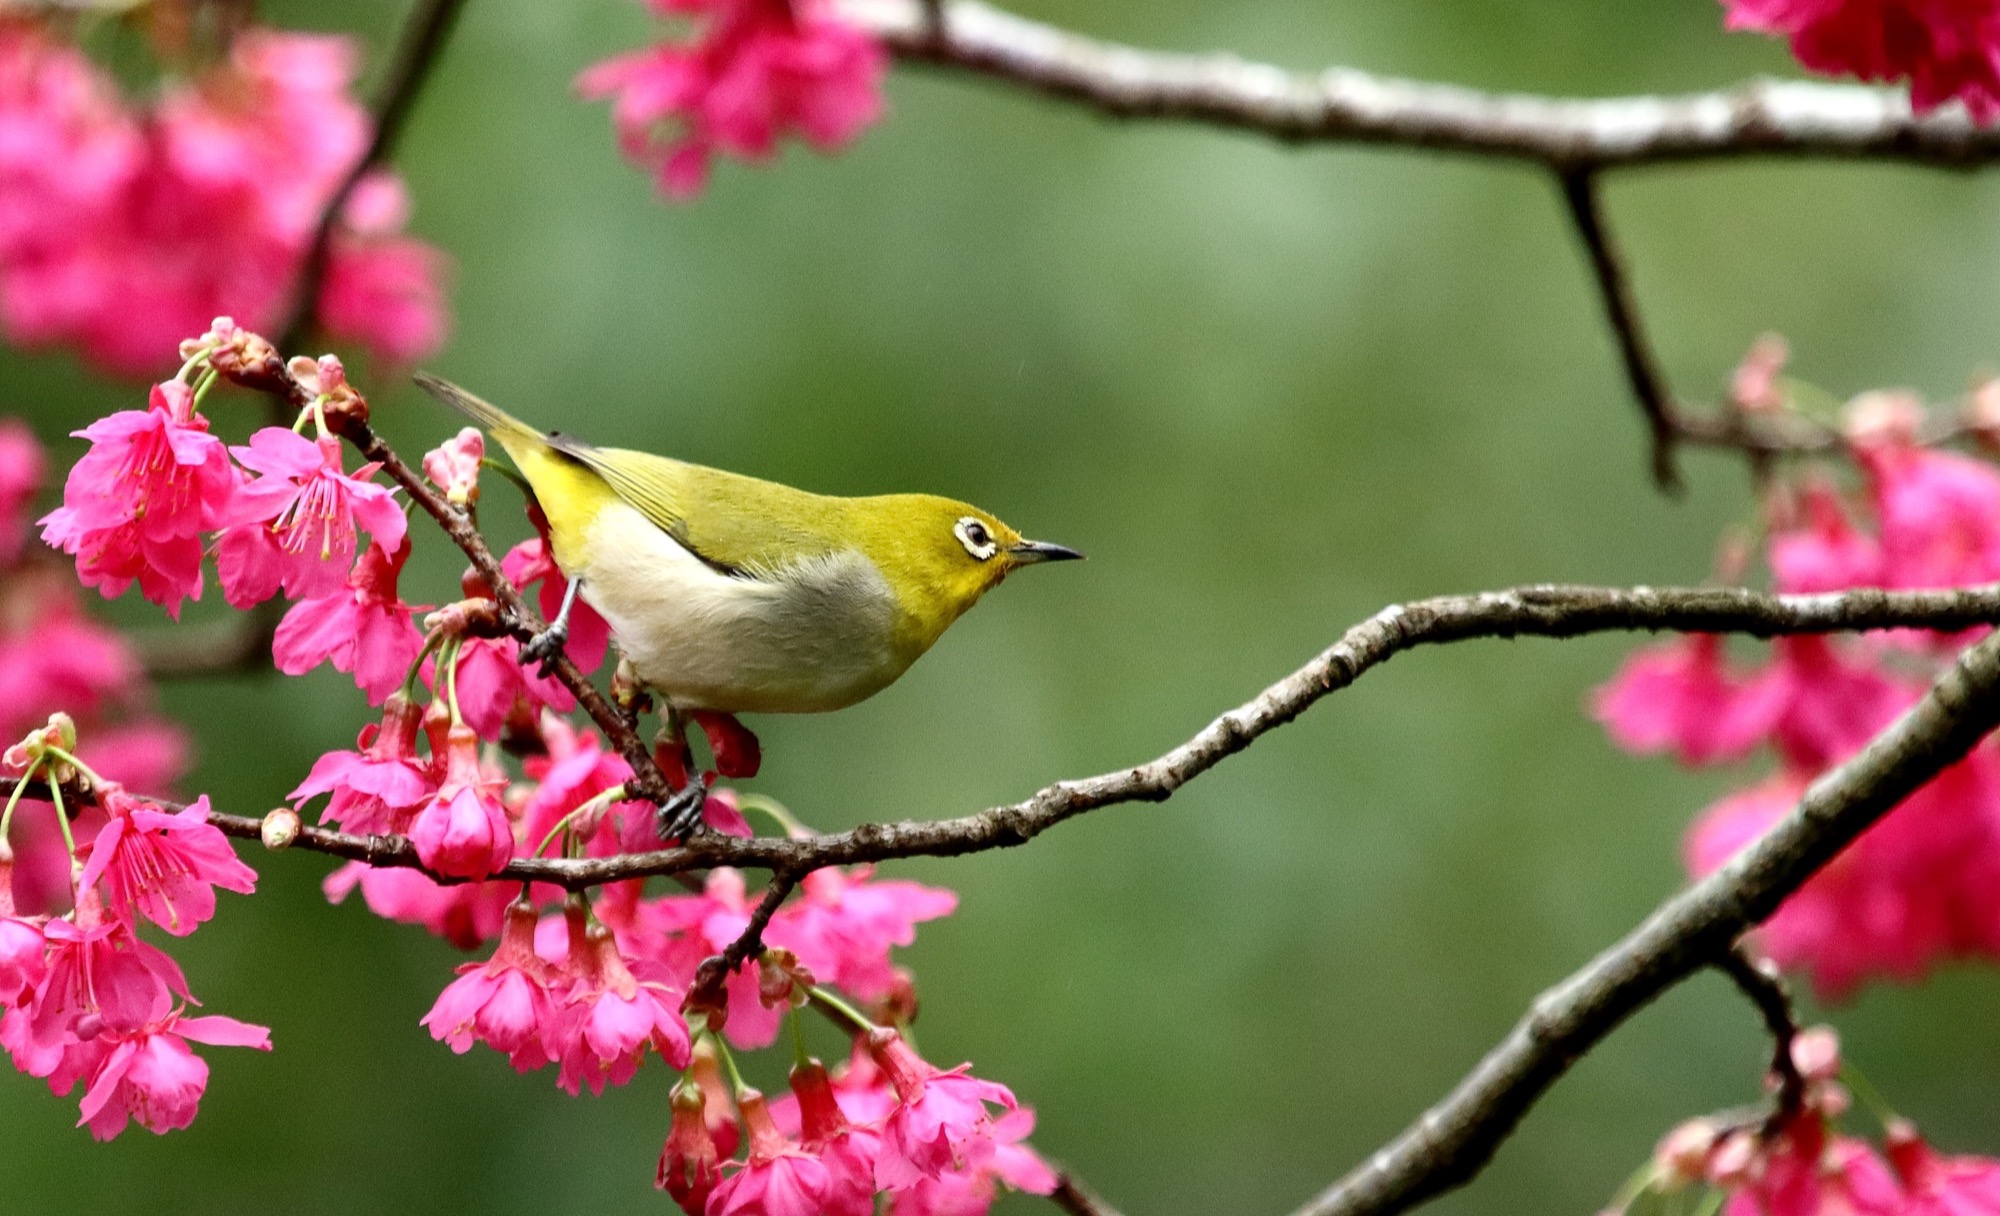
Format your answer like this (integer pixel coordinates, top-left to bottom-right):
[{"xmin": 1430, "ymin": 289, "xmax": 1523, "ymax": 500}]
[
  {"xmin": 659, "ymin": 1077, "xmax": 723, "ymax": 1214},
  {"xmin": 1722, "ymin": 0, "xmax": 2000, "ymax": 121},
  {"xmin": 886, "ymin": 1110, "xmax": 1059, "ymax": 1216},
  {"xmin": 866, "ymin": 1027, "xmax": 1018, "ymax": 1190},
  {"xmin": 708, "ymin": 1088, "xmax": 831, "ymax": 1216},
  {"xmin": 552, "ymin": 912, "xmax": 691, "ymax": 1095},
  {"xmin": 519, "ymin": 716, "xmax": 639, "ymax": 853},
  {"xmin": 76, "ymin": 790, "xmax": 257, "ymax": 937},
  {"xmin": 1718, "ymin": 1114, "xmax": 1903, "ymax": 1216},
  {"xmin": 422, "ymin": 899, "xmax": 561, "ymax": 1071},
  {"xmin": 790, "ymin": 1057, "xmax": 883, "ymax": 1216},
  {"xmin": 577, "ymin": 0, "xmax": 887, "ymax": 199},
  {"xmin": 1593, "ymin": 632, "xmax": 1788, "ymax": 766},
  {"xmin": 17, "ymin": 913, "xmax": 188, "ymax": 1076},
  {"xmin": 38, "ymin": 380, "xmax": 236, "ymax": 616},
  {"xmin": 1861, "ymin": 440, "xmax": 2000, "ymax": 590},
  {"xmin": 217, "ymin": 428, "xmax": 407, "ymax": 607},
  {"xmin": 289, "ymin": 694, "xmax": 434, "ymax": 834},
  {"xmin": 445, "ymin": 634, "xmax": 578, "ymax": 742},
  {"xmin": 321, "ymin": 861, "xmax": 512, "ymax": 951},
  {"xmin": 768, "ymin": 867, "xmax": 956, "ymax": 1002},
  {"xmin": 1885, "ymin": 1121, "xmax": 2000, "ymax": 1214},
  {"xmin": 407, "ymin": 724, "xmax": 515, "ymax": 880},
  {"xmin": 273, "ymin": 538, "xmax": 427, "ymax": 704},
  {"xmin": 74, "ymin": 1011, "xmax": 270, "ymax": 1141},
  {"xmin": 1769, "ymin": 482, "xmax": 1883, "ymax": 595}
]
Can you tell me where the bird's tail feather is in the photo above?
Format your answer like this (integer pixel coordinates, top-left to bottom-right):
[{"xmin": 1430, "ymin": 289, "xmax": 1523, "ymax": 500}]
[{"xmin": 412, "ymin": 372, "xmax": 544, "ymax": 445}]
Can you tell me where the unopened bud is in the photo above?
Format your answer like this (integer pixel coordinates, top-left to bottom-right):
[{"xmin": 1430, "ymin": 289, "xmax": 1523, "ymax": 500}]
[
  {"xmin": 44, "ymin": 712, "xmax": 75, "ymax": 754},
  {"xmin": 1654, "ymin": 1118, "xmax": 1717, "ymax": 1189},
  {"xmin": 757, "ymin": 948, "xmax": 815, "ymax": 1009},
  {"xmin": 1706, "ymin": 1129, "xmax": 1759, "ymax": 1187},
  {"xmin": 260, "ymin": 807, "xmax": 301, "ymax": 850},
  {"xmin": 1730, "ymin": 333, "xmax": 1789, "ymax": 413},
  {"xmin": 1844, "ymin": 389, "xmax": 1924, "ymax": 448},
  {"xmin": 1789, "ymin": 1024, "xmax": 1841, "ymax": 1083}
]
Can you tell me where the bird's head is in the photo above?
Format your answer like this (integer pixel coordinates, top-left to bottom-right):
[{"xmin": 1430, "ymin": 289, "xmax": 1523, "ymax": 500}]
[{"xmin": 861, "ymin": 493, "xmax": 1083, "ymax": 650}]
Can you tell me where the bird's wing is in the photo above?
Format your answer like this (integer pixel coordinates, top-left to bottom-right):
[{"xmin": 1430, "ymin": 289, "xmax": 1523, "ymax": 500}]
[{"xmin": 569, "ymin": 445, "xmax": 850, "ymax": 579}]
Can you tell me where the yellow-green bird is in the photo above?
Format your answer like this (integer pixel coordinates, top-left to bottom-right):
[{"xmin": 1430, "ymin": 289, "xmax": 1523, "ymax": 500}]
[{"xmin": 414, "ymin": 373, "xmax": 1083, "ymax": 723}]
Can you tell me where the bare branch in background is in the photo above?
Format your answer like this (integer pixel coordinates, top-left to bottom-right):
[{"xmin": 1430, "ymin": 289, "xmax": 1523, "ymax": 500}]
[
  {"xmin": 1292, "ymin": 626, "xmax": 2000, "ymax": 1216},
  {"xmin": 849, "ymin": 0, "xmax": 2000, "ymax": 169}
]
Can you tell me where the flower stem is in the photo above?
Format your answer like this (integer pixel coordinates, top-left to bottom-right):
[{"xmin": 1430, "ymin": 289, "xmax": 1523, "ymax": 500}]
[
  {"xmin": 189, "ymin": 367, "xmax": 222, "ymax": 412},
  {"xmin": 173, "ymin": 343, "xmax": 216, "ymax": 385},
  {"xmin": 530, "ymin": 784, "xmax": 628, "ymax": 859},
  {"xmin": 736, "ymin": 794, "xmax": 810, "ymax": 838},
  {"xmin": 42, "ymin": 747, "xmax": 105, "ymax": 790},
  {"xmin": 806, "ymin": 986, "xmax": 878, "ymax": 1036},
  {"xmin": 1602, "ymin": 1159, "xmax": 1657, "ymax": 1215},
  {"xmin": 789, "ymin": 1007, "xmax": 810, "ymax": 1070},
  {"xmin": 710, "ymin": 1029, "xmax": 747, "ymax": 1100},
  {"xmin": 47, "ymin": 777, "xmax": 76, "ymax": 864},
  {"xmin": 402, "ymin": 628, "xmax": 450, "ymax": 701},
  {"xmin": 480, "ymin": 458, "xmax": 535, "ymax": 500},
  {"xmin": 442, "ymin": 636, "xmax": 464, "ymax": 725},
  {"xmin": 0, "ymin": 754, "xmax": 44, "ymax": 845},
  {"xmin": 1841, "ymin": 1061, "xmax": 1900, "ymax": 1128}
]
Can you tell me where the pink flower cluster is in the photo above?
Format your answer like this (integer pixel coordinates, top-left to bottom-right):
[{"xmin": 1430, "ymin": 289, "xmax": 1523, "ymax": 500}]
[
  {"xmin": 1722, "ymin": 0, "xmax": 2000, "ymax": 121},
  {"xmin": 2, "ymin": 726, "xmax": 266, "ymax": 1139},
  {"xmin": 579, "ymin": 0, "xmax": 887, "ymax": 199},
  {"xmin": 0, "ymin": 22, "xmax": 446, "ymax": 377},
  {"xmin": 0, "ymin": 416, "xmax": 190, "ymax": 915},
  {"xmin": 1595, "ymin": 360, "xmax": 2000, "ymax": 998},
  {"xmin": 1629, "ymin": 1028, "xmax": 2000, "ymax": 1216}
]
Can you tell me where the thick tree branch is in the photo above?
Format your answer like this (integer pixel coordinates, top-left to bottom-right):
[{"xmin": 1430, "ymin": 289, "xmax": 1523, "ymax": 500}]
[
  {"xmin": 1291, "ymin": 628, "xmax": 2000, "ymax": 1216},
  {"xmin": 22, "ymin": 579, "xmax": 2000, "ymax": 892},
  {"xmin": 849, "ymin": 0, "xmax": 2000, "ymax": 169}
]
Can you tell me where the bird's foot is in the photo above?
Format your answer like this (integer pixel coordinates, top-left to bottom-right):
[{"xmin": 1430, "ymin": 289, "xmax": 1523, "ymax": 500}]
[
  {"xmin": 656, "ymin": 774, "xmax": 709, "ymax": 842},
  {"xmin": 519, "ymin": 620, "xmax": 569, "ymax": 678}
]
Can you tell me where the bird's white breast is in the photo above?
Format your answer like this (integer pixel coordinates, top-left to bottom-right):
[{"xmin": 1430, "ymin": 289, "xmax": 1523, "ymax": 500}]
[{"xmin": 575, "ymin": 501, "xmax": 904, "ymax": 713}]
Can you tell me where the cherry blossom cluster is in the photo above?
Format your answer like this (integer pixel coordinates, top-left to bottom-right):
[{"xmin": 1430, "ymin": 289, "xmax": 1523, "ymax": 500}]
[
  {"xmin": 579, "ymin": 0, "xmax": 887, "ymax": 199},
  {"xmin": 0, "ymin": 16, "xmax": 446, "ymax": 377},
  {"xmin": 10, "ymin": 316, "xmax": 1056, "ymax": 1214},
  {"xmin": 1595, "ymin": 345, "xmax": 2000, "ymax": 999},
  {"xmin": 1, "ymin": 713, "xmax": 267, "ymax": 1139},
  {"xmin": 0, "ymin": 418, "xmax": 188, "ymax": 916},
  {"xmin": 1611, "ymin": 1026, "xmax": 2000, "ymax": 1216},
  {"xmin": 1722, "ymin": 0, "xmax": 2000, "ymax": 121}
]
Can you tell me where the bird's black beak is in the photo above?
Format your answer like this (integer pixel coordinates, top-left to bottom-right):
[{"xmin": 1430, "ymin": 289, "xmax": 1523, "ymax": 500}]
[{"xmin": 1008, "ymin": 539, "xmax": 1085, "ymax": 565}]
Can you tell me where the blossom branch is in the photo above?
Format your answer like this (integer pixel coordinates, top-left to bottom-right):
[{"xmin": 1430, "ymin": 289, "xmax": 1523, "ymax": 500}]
[
  {"xmin": 851, "ymin": 0, "xmax": 2000, "ymax": 169},
  {"xmin": 1714, "ymin": 945, "xmax": 1807, "ymax": 1134},
  {"xmin": 1290, "ymin": 627, "xmax": 2000, "ymax": 1216},
  {"xmin": 23, "ymin": 578, "xmax": 2000, "ymax": 894},
  {"xmin": 1049, "ymin": 1169, "xmax": 1125, "ymax": 1216},
  {"xmin": 687, "ymin": 870, "xmax": 800, "ymax": 1011}
]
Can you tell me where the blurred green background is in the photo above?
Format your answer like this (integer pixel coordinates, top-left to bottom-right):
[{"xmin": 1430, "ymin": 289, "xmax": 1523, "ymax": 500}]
[{"xmin": 7, "ymin": 0, "xmax": 2000, "ymax": 1212}]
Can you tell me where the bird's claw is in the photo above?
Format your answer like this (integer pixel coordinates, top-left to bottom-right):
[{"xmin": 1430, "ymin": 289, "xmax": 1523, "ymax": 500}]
[
  {"xmin": 520, "ymin": 621, "xmax": 569, "ymax": 678},
  {"xmin": 656, "ymin": 775, "xmax": 708, "ymax": 842}
]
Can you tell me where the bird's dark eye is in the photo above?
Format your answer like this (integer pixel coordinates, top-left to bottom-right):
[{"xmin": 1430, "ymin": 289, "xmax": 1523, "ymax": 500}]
[{"xmin": 954, "ymin": 516, "xmax": 998, "ymax": 560}]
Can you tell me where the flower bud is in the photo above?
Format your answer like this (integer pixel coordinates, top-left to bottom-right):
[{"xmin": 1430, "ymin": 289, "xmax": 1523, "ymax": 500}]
[
  {"xmin": 1790, "ymin": 1024, "xmax": 1841, "ymax": 1083},
  {"xmin": 1844, "ymin": 389, "xmax": 1924, "ymax": 448},
  {"xmin": 1654, "ymin": 1118, "xmax": 1717, "ymax": 1190},
  {"xmin": 757, "ymin": 947, "xmax": 815, "ymax": 1009},
  {"xmin": 423, "ymin": 428, "xmax": 484, "ymax": 508},
  {"xmin": 260, "ymin": 807, "xmax": 301, "ymax": 850},
  {"xmin": 1731, "ymin": 333, "xmax": 1789, "ymax": 413}
]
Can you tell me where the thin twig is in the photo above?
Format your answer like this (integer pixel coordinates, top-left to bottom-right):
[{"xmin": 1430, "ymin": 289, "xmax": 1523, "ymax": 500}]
[
  {"xmin": 1290, "ymin": 624, "xmax": 2000, "ymax": 1216},
  {"xmin": 848, "ymin": 0, "xmax": 2000, "ymax": 169},
  {"xmin": 687, "ymin": 872, "xmax": 800, "ymax": 1010},
  {"xmin": 1557, "ymin": 169, "xmax": 1682, "ymax": 492},
  {"xmin": 1714, "ymin": 944, "xmax": 1807, "ymax": 1135},
  {"xmin": 21, "ymin": 578, "xmax": 2000, "ymax": 889},
  {"xmin": 273, "ymin": 0, "xmax": 469, "ymax": 355},
  {"xmin": 1049, "ymin": 1169, "xmax": 1125, "ymax": 1216}
]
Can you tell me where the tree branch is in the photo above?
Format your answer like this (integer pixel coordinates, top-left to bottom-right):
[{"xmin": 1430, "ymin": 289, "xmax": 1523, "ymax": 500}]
[
  {"xmin": 22, "ymin": 579, "xmax": 2000, "ymax": 891},
  {"xmin": 1557, "ymin": 169, "xmax": 1683, "ymax": 492},
  {"xmin": 687, "ymin": 871, "xmax": 799, "ymax": 1010},
  {"xmin": 1290, "ymin": 627, "xmax": 2000, "ymax": 1216},
  {"xmin": 849, "ymin": 0, "xmax": 2000, "ymax": 169},
  {"xmin": 1049, "ymin": 1169, "xmax": 1125, "ymax": 1216}
]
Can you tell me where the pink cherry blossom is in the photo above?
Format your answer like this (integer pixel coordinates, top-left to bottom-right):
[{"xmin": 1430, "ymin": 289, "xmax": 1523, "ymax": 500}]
[
  {"xmin": 1723, "ymin": 0, "xmax": 2000, "ymax": 121},
  {"xmin": 74, "ymin": 1010, "xmax": 270, "ymax": 1141},
  {"xmin": 0, "ymin": 568, "xmax": 142, "ymax": 742},
  {"xmin": 1592, "ymin": 634, "xmax": 1787, "ymax": 766},
  {"xmin": 886, "ymin": 1112, "xmax": 1058, "ymax": 1216},
  {"xmin": 0, "ymin": 914, "xmax": 46, "ymax": 1007},
  {"xmin": 0, "ymin": 26, "xmax": 448, "ymax": 375},
  {"xmin": 709, "ymin": 1088, "xmax": 831, "ymax": 1216},
  {"xmin": 1719, "ymin": 1115, "xmax": 1903, "ymax": 1216},
  {"xmin": 17, "ymin": 913, "xmax": 188, "ymax": 1076},
  {"xmin": 38, "ymin": 380, "xmax": 235, "ymax": 617},
  {"xmin": 1769, "ymin": 482, "xmax": 1883, "ymax": 594},
  {"xmin": 577, "ymin": 0, "xmax": 887, "ymax": 199},
  {"xmin": 866, "ymin": 1028, "xmax": 1018, "ymax": 1191},
  {"xmin": 1885, "ymin": 1121, "xmax": 2000, "ymax": 1214},
  {"xmin": 408, "ymin": 724, "xmax": 515, "ymax": 880},
  {"xmin": 519, "ymin": 718, "xmax": 640, "ymax": 853},
  {"xmin": 503, "ymin": 533, "xmax": 610, "ymax": 674},
  {"xmin": 218, "ymin": 428, "xmax": 407, "ymax": 607},
  {"xmin": 552, "ymin": 912, "xmax": 690, "ymax": 1095},
  {"xmin": 76, "ymin": 790, "xmax": 257, "ymax": 937},
  {"xmin": 1861, "ymin": 440, "xmax": 2000, "ymax": 589},
  {"xmin": 621, "ymin": 868, "xmax": 785, "ymax": 1049},
  {"xmin": 445, "ymin": 634, "xmax": 578, "ymax": 742},
  {"xmin": 767, "ymin": 867, "xmax": 955, "ymax": 1001},
  {"xmin": 423, "ymin": 427, "xmax": 484, "ymax": 507},
  {"xmin": 273, "ymin": 538, "xmax": 427, "ymax": 704},
  {"xmin": 0, "ymin": 416, "xmax": 43, "ymax": 561},
  {"xmin": 1765, "ymin": 636, "xmax": 1919, "ymax": 772},
  {"xmin": 423, "ymin": 900, "xmax": 562, "ymax": 1071},
  {"xmin": 289, "ymin": 694, "xmax": 433, "ymax": 834},
  {"xmin": 322, "ymin": 861, "xmax": 512, "ymax": 951},
  {"xmin": 789, "ymin": 1058, "xmax": 884, "ymax": 1216}
]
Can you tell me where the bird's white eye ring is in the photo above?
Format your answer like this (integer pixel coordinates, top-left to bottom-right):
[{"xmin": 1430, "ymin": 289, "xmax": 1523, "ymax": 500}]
[{"xmin": 954, "ymin": 516, "xmax": 998, "ymax": 561}]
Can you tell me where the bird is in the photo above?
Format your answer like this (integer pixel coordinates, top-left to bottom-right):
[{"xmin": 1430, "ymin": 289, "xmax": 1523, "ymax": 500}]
[{"xmin": 413, "ymin": 372, "xmax": 1083, "ymax": 832}]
